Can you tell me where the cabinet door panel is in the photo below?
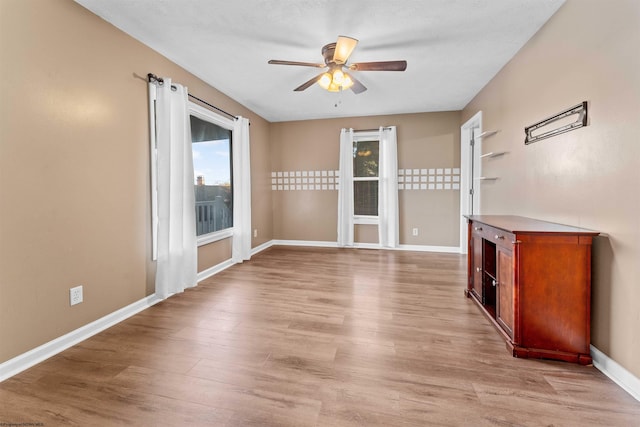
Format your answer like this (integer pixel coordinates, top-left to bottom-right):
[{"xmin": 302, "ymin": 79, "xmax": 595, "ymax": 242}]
[
  {"xmin": 496, "ymin": 246, "xmax": 514, "ymax": 338},
  {"xmin": 471, "ymin": 235, "xmax": 483, "ymax": 300}
]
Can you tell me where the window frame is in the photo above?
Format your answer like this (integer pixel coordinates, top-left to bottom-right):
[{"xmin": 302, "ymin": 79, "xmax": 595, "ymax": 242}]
[
  {"xmin": 352, "ymin": 131, "xmax": 380, "ymax": 225},
  {"xmin": 188, "ymin": 101, "xmax": 235, "ymax": 246}
]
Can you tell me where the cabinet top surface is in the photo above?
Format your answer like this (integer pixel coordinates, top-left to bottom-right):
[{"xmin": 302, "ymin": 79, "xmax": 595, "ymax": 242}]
[{"xmin": 465, "ymin": 215, "xmax": 599, "ymax": 235}]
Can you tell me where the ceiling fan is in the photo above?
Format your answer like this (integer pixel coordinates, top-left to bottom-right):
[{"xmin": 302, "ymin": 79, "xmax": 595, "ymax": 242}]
[{"xmin": 268, "ymin": 36, "xmax": 407, "ymax": 94}]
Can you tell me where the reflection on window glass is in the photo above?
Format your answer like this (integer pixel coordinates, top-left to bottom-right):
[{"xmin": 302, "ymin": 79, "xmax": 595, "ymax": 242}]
[
  {"xmin": 353, "ymin": 139, "xmax": 379, "ymax": 216},
  {"xmin": 353, "ymin": 140, "xmax": 379, "ymax": 177},
  {"xmin": 190, "ymin": 115, "xmax": 233, "ymax": 236}
]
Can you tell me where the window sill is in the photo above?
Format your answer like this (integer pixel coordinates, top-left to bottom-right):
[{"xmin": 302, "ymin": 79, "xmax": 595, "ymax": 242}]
[
  {"xmin": 354, "ymin": 216, "xmax": 379, "ymax": 225},
  {"xmin": 197, "ymin": 228, "xmax": 233, "ymax": 246}
]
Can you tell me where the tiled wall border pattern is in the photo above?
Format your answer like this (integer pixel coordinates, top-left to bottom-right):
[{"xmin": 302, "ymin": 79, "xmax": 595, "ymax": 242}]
[
  {"xmin": 398, "ymin": 168, "xmax": 461, "ymax": 191},
  {"xmin": 271, "ymin": 170, "xmax": 339, "ymax": 191},
  {"xmin": 271, "ymin": 168, "xmax": 460, "ymax": 191}
]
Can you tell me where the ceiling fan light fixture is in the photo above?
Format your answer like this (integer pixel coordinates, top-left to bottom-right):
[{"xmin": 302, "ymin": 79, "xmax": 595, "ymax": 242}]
[
  {"xmin": 328, "ymin": 82, "xmax": 341, "ymax": 92},
  {"xmin": 341, "ymin": 73, "xmax": 354, "ymax": 90},
  {"xmin": 332, "ymin": 69, "xmax": 345, "ymax": 85},
  {"xmin": 333, "ymin": 36, "xmax": 358, "ymax": 64},
  {"xmin": 318, "ymin": 69, "xmax": 354, "ymax": 92},
  {"xmin": 318, "ymin": 72, "xmax": 333, "ymax": 90}
]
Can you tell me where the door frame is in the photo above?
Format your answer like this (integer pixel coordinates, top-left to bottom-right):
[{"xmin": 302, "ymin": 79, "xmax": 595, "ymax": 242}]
[{"xmin": 459, "ymin": 111, "xmax": 483, "ymax": 253}]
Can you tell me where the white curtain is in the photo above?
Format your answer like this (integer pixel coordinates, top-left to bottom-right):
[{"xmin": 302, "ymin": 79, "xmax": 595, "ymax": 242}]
[
  {"xmin": 337, "ymin": 128, "xmax": 354, "ymax": 247},
  {"xmin": 153, "ymin": 78, "xmax": 198, "ymax": 299},
  {"xmin": 232, "ymin": 116, "xmax": 252, "ymax": 262},
  {"xmin": 378, "ymin": 126, "xmax": 399, "ymax": 248}
]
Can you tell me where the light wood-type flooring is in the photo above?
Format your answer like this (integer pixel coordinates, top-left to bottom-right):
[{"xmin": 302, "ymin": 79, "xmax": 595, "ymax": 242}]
[{"xmin": 1, "ymin": 247, "xmax": 639, "ymax": 426}]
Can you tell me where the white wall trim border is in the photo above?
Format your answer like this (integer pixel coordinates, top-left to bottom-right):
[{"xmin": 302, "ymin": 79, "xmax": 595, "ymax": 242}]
[
  {"xmin": 591, "ymin": 345, "xmax": 640, "ymax": 402},
  {"xmin": 397, "ymin": 244, "xmax": 460, "ymax": 253},
  {"xmin": 251, "ymin": 240, "xmax": 275, "ymax": 256},
  {"xmin": 197, "ymin": 240, "xmax": 275, "ymax": 284},
  {"xmin": 270, "ymin": 240, "xmax": 459, "ymax": 253},
  {"xmin": 196, "ymin": 258, "xmax": 236, "ymax": 283},
  {"xmin": 273, "ymin": 239, "xmax": 339, "ymax": 248},
  {"xmin": 0, "ymin": 294, "xmax": 162, "ymax": 382}
]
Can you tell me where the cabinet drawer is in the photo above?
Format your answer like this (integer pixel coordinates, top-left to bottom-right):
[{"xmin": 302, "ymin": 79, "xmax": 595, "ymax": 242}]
[
  {"xmin": 476, "ymin": 223, "xmax": 515, "ymax": 249},
  {"xmin": 470, "ymin": 222, "xmax": 486, "ymax": 237}
]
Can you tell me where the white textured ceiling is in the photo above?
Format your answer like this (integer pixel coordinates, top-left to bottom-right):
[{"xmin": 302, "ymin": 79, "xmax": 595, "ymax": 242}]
[{"xmin": 75, "ymin": 0, "xmax": 564, "ymax": 122}]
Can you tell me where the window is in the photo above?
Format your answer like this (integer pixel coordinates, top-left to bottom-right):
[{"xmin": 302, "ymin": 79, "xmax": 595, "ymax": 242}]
[
  {"xmin": 189, "ymin": 103, "xmax": 234, "ymax": 244},
  {"xmin": 337, "ymin": 126, "xmax": 398, "ymax": 248},
  {"xmin": 353, "ymin": 132, "xmax": 380, "ymax": 222}
]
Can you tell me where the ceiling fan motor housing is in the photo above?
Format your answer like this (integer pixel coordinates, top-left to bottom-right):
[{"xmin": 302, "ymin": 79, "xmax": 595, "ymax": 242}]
[{"xmin": 322, "ymin": 43, "xmax": 337, "ymax": 65}]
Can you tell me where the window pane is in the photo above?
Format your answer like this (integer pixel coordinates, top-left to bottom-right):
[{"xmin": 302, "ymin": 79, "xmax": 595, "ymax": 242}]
[
  {"xmin": 190, "ymin": 115, "xmax": 233, "ymax": 236},
  {"xmin": 354, "ymin": 181, "xmax": 378, "ymax": 216},
  {"xmin": 353, "ymin": 140, "xmax": 379, "ymax": 177}
]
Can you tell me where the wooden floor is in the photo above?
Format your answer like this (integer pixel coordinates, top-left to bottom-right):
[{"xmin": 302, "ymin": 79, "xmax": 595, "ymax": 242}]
[{"xmin": 1, "ymin": 247, "xmax": 639, "ymax": 426}]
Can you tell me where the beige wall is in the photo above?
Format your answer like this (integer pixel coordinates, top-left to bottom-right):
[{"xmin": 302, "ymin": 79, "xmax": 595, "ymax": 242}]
[
  {"xmin": 197, "ymin": 238, "xmax": 232, "ymax": 273},
  {"xmin": 270, "ymin": 112, "xmax": 461, "ymax": 246},
  {"xmin": 462, "ymin": 0, "xmax": 640, "ymax": 377},
  {"xmin": 0, "ymin": 0, "xmax": 272, "ymax": 363}
]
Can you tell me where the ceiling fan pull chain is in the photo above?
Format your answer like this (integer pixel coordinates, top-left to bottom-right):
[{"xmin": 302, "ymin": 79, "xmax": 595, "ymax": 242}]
[{"xmin": 335, "ymin": 88, "xmax": 343, "ymax": 108}]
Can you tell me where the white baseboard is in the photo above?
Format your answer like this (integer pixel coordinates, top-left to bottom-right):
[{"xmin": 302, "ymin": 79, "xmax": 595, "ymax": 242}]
[
  {"xmin": 0, "ymin": 294, "xmax": 162, "ymax": 382},
  {"xmin": 591, "ymin": 345, "xmax": 640, "ymax": 402},
  {"xmin": 272, "ymin": 239, "xmax": 339, "ymax": 248},
  {"xmin": 196, "ymin": 241, "xmax": 274, "ymax": 283},
  {"xmin": 270, "ymin": 239, "xmax": 459, "ymax": 253},
  {"xmin": 354, "ymin": 242, "xmax": 382, "ymax": 250},
  {"xmin": 196, "ymin": 258, "xmax": 236, "ymax": 283},
  {"xmin": 397, "ymin": 244, "xmax": 461, "ymax": 253},
  {"xmin": 251, "ymin": 240, "xmax": 274, "ymax": 255}
]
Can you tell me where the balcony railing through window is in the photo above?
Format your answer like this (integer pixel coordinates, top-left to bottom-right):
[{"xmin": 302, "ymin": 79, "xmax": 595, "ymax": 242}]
[{"xmin": 195, "ymin": 197, "xmax": 232, "ymax": 236}]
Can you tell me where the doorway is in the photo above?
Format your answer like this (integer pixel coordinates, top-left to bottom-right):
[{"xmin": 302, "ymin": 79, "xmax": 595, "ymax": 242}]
[{"xmin": 459, "ymin": 111, "xmax": 482, "ymax": 253}]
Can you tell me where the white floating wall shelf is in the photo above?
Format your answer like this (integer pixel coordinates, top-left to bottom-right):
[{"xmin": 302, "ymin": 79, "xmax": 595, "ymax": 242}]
[
  {"xmin": 480, "ymin": 151, "xmax": 508, "ymax": 159},
  {"xmin": 477, "ymin": 130, "xmax": 500, "ymax": 139}
]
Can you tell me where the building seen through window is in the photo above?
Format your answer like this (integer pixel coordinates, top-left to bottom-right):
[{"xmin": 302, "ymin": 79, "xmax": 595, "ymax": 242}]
[
  {"xmin": 353, "ymin": 139, "xmax": 379, "ymax": 216},
  {"xmin": 190, "ymin": 115, "xmax": 233, "ymax": 236}
]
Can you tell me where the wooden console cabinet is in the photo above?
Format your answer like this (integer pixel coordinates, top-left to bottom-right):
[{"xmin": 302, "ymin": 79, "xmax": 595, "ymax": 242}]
[{"xmin": 465, "ymin": 215, "xmax": 598, "ymax": 364}]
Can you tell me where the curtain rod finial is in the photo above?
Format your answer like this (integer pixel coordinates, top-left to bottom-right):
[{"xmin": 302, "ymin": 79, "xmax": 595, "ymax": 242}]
[{"xmin": 148, "ymin": 73, "xmax": 164, "ymax": 84}]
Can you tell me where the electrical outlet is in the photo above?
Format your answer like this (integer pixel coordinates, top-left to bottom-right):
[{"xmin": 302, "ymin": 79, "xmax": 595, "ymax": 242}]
[
  {"xmin": 412, "ymin": 228, "xmax": 419, "ymax": 236},
  {"xmin": 253, "ymin": 229, "xmax": 258, "ymax": 238},
  {"xmin": 70, "ymin": 285, "xmax": 83, "ymax": 306}
]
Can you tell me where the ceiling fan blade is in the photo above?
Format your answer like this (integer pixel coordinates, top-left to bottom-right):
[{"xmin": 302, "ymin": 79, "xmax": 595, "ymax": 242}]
[
  {"xmin": 349, "ymin": 75, "xmax": 367, "ymax": 94},
  {"xmin": 293, "ymin": 72, "xmax": 327, "ymax": 92},
  {"xmin": 333, "ymin": 36, "xmax": 358, "ymax": 64},
  {"xmin": 349, "ymin": 60, "xmax": 407, "ymax": 71},
  {"xmin": 268, "ymin": 60, "xmax": 325, "ymax": 68}
]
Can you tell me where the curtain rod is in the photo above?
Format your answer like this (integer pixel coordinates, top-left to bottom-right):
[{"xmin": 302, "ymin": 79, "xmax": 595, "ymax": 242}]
[{"xmin": 147, "ymin": 73, "xmax": 239, "ymax": 121}]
